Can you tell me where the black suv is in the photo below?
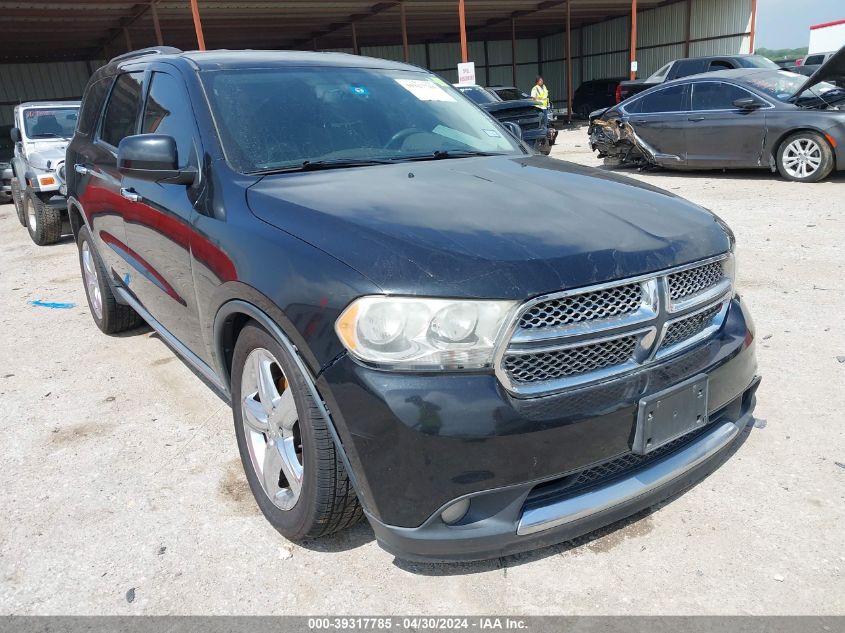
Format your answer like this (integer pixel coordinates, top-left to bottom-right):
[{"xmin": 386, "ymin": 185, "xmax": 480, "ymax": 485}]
[{"xmin": 66, "ymin": 47, "xmax": 760, "ymax": 562}]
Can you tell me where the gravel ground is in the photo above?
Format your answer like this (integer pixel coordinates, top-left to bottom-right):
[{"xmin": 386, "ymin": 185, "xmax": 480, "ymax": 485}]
[{"xmin": 0, "ymin": 127, "xmax": 843, "ymax": 615}]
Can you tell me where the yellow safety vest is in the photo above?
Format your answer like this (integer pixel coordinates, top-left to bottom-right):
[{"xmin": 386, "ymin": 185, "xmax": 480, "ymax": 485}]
[{"xmin": 531, "ymin": 84, "xmax": 549, "ymax": 109}]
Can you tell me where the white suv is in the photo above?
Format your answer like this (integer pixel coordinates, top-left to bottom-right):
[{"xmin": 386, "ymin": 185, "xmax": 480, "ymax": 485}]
[{"xmin": 10, "ymin": 101, "xmax": 80, "ymax": 245}]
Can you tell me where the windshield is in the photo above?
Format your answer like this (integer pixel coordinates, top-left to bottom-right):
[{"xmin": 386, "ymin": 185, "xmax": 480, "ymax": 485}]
[
  {"xmin": 494, "ymin": 87, "xmax": 528, "ymax": 101},
  {"xmin": 456, "ymin": 85, "xmax": 499, "ymax": 105},
  {"xmin": 737, "ymin": 56, "xmax": 780, "ymax": 69},
  {"xmin": 742, "ymin": 69, "xmax": 842, "ymax": 103},
  {"xmin": 22, "ymin": 107, "xmax": 79, "ymax": 139},
  {"xmin": 201, "ymin": 67, "xmax": 522, "ymax": 174}
]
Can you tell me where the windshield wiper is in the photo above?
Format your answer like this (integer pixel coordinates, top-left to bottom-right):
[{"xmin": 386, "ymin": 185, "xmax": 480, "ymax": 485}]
[
  {"xmin": 250, "ymin": 158, "xmax": 396, "ymax": 175},
  {"xmin": 400, "ymin": 149, "xmax": 500, "ymax": 162},
  {"xmin": 30, "ymin": 133, "xmax": 63, "ymax": 139}
]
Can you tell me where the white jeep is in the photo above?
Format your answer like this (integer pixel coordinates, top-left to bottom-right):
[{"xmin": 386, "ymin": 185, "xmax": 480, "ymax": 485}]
[{"xmin": 10, "ymin": 102, "xmax": 80, "ymax": 245}]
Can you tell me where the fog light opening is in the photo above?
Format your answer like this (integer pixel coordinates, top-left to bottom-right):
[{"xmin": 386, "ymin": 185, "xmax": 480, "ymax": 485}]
[{"xmin": 440, "ymin": 498, "xmax": 470, "ymax": 525}]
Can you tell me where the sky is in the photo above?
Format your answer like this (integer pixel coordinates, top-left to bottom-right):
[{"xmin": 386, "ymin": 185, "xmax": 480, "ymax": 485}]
[{"xmin": 756, "ymin": 0, "xmax": 843, "ymax": 49}]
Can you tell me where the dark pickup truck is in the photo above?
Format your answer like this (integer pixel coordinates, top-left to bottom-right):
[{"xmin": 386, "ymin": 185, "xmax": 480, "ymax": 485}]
[{"xmin": 617, "ymin": 54, "xmax": 780, "ymax": 103}]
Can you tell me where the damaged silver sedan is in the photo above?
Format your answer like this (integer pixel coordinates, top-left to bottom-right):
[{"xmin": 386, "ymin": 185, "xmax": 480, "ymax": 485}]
[{"xmin": 589, "ymin": 47, "xmax": 845, "ymax": 182}]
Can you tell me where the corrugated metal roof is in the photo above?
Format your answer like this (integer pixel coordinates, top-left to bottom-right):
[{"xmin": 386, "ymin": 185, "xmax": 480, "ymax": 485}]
[{"xmin": 0, "ymin": 0, "xmax": 665, "ymax": 63}]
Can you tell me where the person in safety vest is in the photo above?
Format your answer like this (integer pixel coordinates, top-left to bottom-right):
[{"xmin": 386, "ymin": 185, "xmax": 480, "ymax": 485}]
[{"xmin": 531, "ymin": 76, "xmax": 552, "ymax": 131}]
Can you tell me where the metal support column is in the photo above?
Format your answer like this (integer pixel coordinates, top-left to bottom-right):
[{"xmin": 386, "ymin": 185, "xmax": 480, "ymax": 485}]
[
  {"xmin": 684, "ymin": 0, "xmax": 692, "ymax": 57},
  {"xmin": 151, "ymin": 1, "xmax": 164, "ymax": 46},
  {"xmin": 749, "ymin": 0, "xmax": 757, "ymax": 53},
  {"xmin": 458, "ymin": 0, "xmax": 468, "ymax": 63},
  {"xmin": 189, "ymin": 0, "xmax": 206, "ymax": 51},
  {"xmin": 629, "ymin": 0, "xmax": 637, "ymax": 80},
  {"xmin": 401, "ymin": 2, "xmax": 410, "ymax": 62},
  {"xmin": 123, "ymin": 27, "xmax": 132, "ymax": 51},
  {"xmin": 566, "ymin": 0, "xmax": 573, "ymax": 123},
  {"xmin": 511, "ymin": 18, "xmax": 517, "ymax": 86},
  {"xmin": 351, "ymin": 22, "xmax": 359, "ymax": 54}
]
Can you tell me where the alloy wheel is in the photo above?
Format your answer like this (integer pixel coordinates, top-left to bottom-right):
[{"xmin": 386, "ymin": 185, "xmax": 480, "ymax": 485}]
[
  {"xmin": 81, "ymin": 241, "xmax": 103, "ymax": 320},
  {"xmin": 240, "ymin": 348, "xmax": 304, "ymax": 511},
  {"xmin": 782, "ymin": 138, "xmax": 822, "ymax": 179}
]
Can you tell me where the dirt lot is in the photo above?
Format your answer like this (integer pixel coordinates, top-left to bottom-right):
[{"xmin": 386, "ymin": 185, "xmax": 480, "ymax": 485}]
[{"xmin": 1, "ymin": 127, "xmax": 843, "ymax": 615}]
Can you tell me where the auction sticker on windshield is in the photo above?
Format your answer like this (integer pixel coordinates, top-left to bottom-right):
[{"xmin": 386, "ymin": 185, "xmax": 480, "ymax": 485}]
[{"xmin": 395, "ymin": 78, "xmax": 456, "ymax": 102}]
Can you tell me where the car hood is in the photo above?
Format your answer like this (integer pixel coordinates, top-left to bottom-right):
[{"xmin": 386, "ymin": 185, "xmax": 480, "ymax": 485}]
[
  {"xmin": 25, "ymin": 140, "xmax": 69, "ymax": 170},
  {"xmin": 793, "ymin": 45, "xmax": 845, "ymax": 96},
  {"xmin": 246, "ymin": 155, "xmax": 731, "ymax": 299},
  {"xmin": 480, "ymin": 99, "xmax": 540, "ymax": 114}
]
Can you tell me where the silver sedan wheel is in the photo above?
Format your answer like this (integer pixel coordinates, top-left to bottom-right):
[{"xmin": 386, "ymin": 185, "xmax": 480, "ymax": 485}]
[
  {"xmin": 241, "ymin": 348, "xmax": 303, "ymax": 511},
  {"xmin": 782, "ymin": 138, "xmax": 822, "ymax": 179},
  {"xmin": 81, "ymin": 241, "xmax": 103, "ymax": 320}
]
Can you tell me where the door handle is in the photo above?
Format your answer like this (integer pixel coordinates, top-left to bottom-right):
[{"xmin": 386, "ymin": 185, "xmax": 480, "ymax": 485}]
[
  {"xmin": 74, "ymin": 163, "xmax": 89, "ymax": 175},
  {"xmin": 634, "ymin": 119, "xmax": 649, "ymax": 124},
  {"xmin": 687, "ymin": 116, "xmax": 705, "ymax": 122},
  {"xmin": 120, "ymin": 187, "xmax": 142, "ymax": 202}
]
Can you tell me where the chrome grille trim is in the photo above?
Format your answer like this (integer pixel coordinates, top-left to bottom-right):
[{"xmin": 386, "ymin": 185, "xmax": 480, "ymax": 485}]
[
  {"xmin": 518, "ymin": 282, "xmax": 643, "ymax": 330},
  {"xmin": 495, "ymin": 254, "xmax": 732, "ymax": 398}
]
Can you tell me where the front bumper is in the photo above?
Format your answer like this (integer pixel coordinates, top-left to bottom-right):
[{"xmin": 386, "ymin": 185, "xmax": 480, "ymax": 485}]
[{"xmin": 318, "ymin": 296, "xmax": 758, "ymax": 561}]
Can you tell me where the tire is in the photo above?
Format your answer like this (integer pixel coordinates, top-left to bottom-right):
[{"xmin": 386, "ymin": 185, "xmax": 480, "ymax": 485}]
[
  {"xmin": 232, "ymin": 323, "xmax": 362, "ymax": 540},
  {"xmin": 776, "ymin": 131, "xmax": 834, "ymax": 183},
  {"xmin": 24, "ymin": 189, "xmax": 62, "ymax": 245},
  {"xmin": 77, "ymin": 226, "xmax": 143, "ymax": 334},
  {"xmin": 11, "ymin": 178, "xmax": 25, "ymax": 226}
]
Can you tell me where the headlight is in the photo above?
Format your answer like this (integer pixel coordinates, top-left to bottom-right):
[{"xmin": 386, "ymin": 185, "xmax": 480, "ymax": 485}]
[{"xmin": 335, "ymin": 296, "xmax": 517, "ymax": 370}]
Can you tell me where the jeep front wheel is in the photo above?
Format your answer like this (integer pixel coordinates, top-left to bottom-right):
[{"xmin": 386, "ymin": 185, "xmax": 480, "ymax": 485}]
[
  {"xmin": 11, "ymin": 178, "xmax": 26, "ymax": 226},
  {"xmin": 24, "ymin": 189, "xmax": 62, "ymax": 245}
]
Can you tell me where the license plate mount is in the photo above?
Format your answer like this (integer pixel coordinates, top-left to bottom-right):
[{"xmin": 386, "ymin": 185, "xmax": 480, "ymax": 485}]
[{"xmin": 632, "ymin": 374, "xmax": 709, "ymax": 455}]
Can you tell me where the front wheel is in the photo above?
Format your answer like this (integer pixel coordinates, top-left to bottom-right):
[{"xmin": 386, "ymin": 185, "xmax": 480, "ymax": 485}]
[
  {"xmin": 232, "ymin": 323, "xmax": 362, "ymax": 540},
  {"xmin": 11, "ymin": 178, "xmax": 26, "ymax": 226},
  {"xmin": 24, "ymin": 189, "xmax": 62, "ymax": 245},
  {"xmin": 776, "ymin": 131, "xmax": 834, "ymax": 183}
]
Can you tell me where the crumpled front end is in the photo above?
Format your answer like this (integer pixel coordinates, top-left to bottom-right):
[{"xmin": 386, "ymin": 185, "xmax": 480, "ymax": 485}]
[{"xmin": 588, "ymin": 113, "xmax": 656, "ymax": 167}]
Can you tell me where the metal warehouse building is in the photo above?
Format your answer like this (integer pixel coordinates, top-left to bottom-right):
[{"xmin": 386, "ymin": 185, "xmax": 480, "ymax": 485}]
[{"xmin": 0, "ymin": 0, "xmax": 758, "ymax": 126}]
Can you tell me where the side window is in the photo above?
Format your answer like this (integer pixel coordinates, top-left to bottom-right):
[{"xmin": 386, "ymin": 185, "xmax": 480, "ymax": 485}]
[
  {"xmin": 141, "ymin": 72, "xmax": 195, "ymax": 168},
  {"xmin": 77, "ymin": 77, "xmax": 112, "ymax": 136},
  {"xmin": 633, "ymin": 84, "xmax": 687, "ymax": 114},
  {"xmin": 707, "ymin": 60, "xmax": 733, "ymax": 71},
  {"xmin": 673, "ymin": 60, "xmax": 707, "ymax": 78},
  {"xmin": 692, "ymin": 82, "xmax": 758, "ymax": 110},
  {"xmin": 99, "ymin": 72, "xmax": 143, "ymax": 148}
]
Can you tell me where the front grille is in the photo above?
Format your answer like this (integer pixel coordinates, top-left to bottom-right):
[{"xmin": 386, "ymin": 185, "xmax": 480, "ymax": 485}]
[
  {"xmin": 497, "ymin": 256, "xmax": 732, "ymax": 396},
  {"xmin": 504, "ymin": 335, "xmax": 637, "ymax": 384},
  {"xmin": 494, "ymin": 107, "xmax": 542, "ymax": 131},
  {"xmin": 661, "ymin": 304, "xmax": 721, "ymax": 349},
  {"xmin": 668, "ymin": 261, "xmax": 723, "ymax": 301},
  {"xmin": 518, "ymin": 282, "xmax": 642, "ymax": 330}
]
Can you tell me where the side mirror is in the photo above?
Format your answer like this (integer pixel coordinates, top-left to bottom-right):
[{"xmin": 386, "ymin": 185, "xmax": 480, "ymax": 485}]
[
  {"xmin": 733, "ymin": 97, "xmax": 764, "ymax": 110},
  {"xmin": 502, "ymin": 121, "xmax": 523, "ymax": 141},
  {"xmin": 10, "ymin": 127, "xmax": 21, "ymax": 142},
  {"xmin": 117, "ymin": 134, "xmax": 196, "ymax": 185}
]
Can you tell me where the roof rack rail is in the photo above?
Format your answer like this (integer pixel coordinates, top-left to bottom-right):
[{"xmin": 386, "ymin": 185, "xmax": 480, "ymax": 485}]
[{"xmin": 109, "ymin": 46, "xmax": 182, "ymax": 64}]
